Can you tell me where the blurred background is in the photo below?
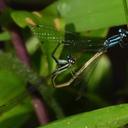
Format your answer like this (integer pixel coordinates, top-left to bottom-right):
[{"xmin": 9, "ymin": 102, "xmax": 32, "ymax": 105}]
[{"xmin": 0, "ymin": 0, "xmax": 128, "ymax": 127}]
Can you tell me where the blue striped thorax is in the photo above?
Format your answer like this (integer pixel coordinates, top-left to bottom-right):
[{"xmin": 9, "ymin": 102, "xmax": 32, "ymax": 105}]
[{"xmin": 104, "ymin": 28, "xmax": 128, "ymax": 49}]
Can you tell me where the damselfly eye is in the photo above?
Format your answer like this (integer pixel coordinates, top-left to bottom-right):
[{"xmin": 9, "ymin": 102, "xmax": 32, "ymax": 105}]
[
  {"xmin": 118, "ymin": 29, "xmax": 122, "ymax": 33},
  {"xmin": 70, "ymin": 59, "xmax": 75, "ymax": 64},
  {"xmin": 67, "ymin": 55, "xmax": 70, "ymax": 59},
  {"xmin": 68, "ymin": 57, "xmax": 75, "ymax": 64},
  {"xmin": 122, "ymin": 33, "xmax": 127, "ymax": 37},
  {"xmin": 118, "ymin": 29, "xmax": 127, "ymax": 37}
]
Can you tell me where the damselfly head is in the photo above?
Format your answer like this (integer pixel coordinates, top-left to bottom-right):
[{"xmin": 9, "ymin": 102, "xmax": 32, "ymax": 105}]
[
  {"xmin": 67, "ymin": 55, "xmax": 75, "ymax": 64},
  {"xmin": 118, "ymin": 28, "xmax": 128, "ymax": 47},
  {"xmin": 118, "ymin": 28, "xmax": 128, "ymax": 37}
]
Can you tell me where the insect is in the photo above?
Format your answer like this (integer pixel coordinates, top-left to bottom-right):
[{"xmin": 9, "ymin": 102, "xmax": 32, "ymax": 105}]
[
  {"xmin": 31, "ymin": 25, "xmax": 128, "ymax": 87},
  {"xmin": 53, "ymin": 28, "xmax": 128, "ymax": 88},
  {"xmin": 51, "ymin": 42, "xmax": 75, "ymax": 87},
  {"xmin": 0, "ymin": 27, "xmax": 128, "ymax": 116}
]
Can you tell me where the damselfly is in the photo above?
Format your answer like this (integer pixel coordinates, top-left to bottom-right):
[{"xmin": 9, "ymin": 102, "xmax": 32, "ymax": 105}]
[{"xmin": 31, "ymin": 25, "xmax": 128, "ymax": 87}]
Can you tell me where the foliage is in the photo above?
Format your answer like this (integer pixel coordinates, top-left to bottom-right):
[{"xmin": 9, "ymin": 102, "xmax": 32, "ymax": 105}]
[{"xmin": 0, "ymin": 0, "xmax": 128, "ymax": 128}]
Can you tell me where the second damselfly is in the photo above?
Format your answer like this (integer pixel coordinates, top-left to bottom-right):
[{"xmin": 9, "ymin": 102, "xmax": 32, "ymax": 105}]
[{"xmin": 31, "ymin": 24, "xmax": 128, "ymax": 87}]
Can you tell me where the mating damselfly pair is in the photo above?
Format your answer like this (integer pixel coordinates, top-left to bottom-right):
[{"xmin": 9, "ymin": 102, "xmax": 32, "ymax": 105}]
[{"xmin": 31, "ymin": 24, "xmax": 128, "ymax": 88}]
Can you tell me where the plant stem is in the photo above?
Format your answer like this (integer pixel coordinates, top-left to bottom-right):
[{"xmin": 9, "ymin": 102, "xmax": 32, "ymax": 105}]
[{"xmin": 10, "ymin": 25, "xmax": 50, "ymax": 125}]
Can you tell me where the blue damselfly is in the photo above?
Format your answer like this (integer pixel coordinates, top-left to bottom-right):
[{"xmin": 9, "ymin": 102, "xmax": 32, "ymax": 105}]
[{"xmin": 31, "ymin": 24, "xmax": 128, "ymax": 87}]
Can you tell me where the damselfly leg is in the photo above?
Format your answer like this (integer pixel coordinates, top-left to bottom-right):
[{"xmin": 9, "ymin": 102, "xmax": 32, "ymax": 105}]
[
  {"xmin": 53, "ymin": 51, "xmax": 104, "ymax": 88},
  {"xmin": 51, "ymin": 42, "xmax": 75, "ymax": 87}
]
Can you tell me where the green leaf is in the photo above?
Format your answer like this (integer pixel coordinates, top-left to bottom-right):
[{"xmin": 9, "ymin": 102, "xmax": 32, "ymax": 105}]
[
  {"xmin": 0, "ymin": 52, "xmax": 64, "ymax": 122},
  {"xmin": 26, "ymin": 37, "xmax": 40, "ymax": 54},
  {"xmin": 40, "ymin": 104, "xmax": 128, "ymax": 128},
  {"xmin": 0, "ymin": 32, "xmax": 11, "ymax": 41},
  {"xmin": 86, "ymin": 55, "xmax": 111, "ymax": 91},
  {"xmin": 0, "ymin": 53, "xmax": 39, "ymax": 127},
  {"xmin": 0, "ymin": 52, "xmax": 39, "ymax": 107},
  {"xmin": 11, "ymin": 11, "xmax": 35, "ymax": 28},
  {"xmin": 0, "ymin": 100, "xmax": 33, "ymax": 128},
  {"xmin": 11, "ymin": 2, "xmax": 59, "ymax": 28},
  {"xmin": 57, "ymin": 0, "xmax": 128, "ymax": 31}
]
